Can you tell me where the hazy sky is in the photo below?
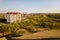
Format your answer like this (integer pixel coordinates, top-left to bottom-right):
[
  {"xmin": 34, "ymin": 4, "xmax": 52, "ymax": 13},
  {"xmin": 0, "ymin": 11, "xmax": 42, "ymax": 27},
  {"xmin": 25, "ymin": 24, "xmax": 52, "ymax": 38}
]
[{"xmin": 0, "ymin": 0, "xmax": 60, "ymax": 13}]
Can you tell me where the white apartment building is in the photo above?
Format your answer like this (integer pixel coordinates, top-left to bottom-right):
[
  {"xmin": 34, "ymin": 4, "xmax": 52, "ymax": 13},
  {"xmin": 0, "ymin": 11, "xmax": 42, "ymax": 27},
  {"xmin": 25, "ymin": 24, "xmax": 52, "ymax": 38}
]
[{"xmin": 6, "ymin": 12, "xmax": 21, "ymax": 23}]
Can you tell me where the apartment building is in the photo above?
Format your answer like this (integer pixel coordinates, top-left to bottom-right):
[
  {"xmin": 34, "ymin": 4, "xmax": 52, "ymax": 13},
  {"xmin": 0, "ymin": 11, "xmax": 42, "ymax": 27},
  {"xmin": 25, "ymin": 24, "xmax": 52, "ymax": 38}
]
[{"xmin": 6, "ymin": 12, "xmax": 21, "ymax": 23}]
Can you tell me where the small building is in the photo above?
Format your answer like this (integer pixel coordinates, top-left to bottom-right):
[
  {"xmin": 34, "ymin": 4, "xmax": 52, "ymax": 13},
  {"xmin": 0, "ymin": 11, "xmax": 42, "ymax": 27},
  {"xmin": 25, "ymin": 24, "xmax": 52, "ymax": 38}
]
[{"xmin": 6, "ymin": 12, "xmax": 21, "ymax": 23}]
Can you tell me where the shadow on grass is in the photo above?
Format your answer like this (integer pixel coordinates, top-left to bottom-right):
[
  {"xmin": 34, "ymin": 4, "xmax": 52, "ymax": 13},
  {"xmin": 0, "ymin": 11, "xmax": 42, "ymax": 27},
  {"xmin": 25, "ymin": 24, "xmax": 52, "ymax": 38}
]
[
  {"xmin": 11, "ymin": 38, "xmax": 60, "ymax": 40},
  {"xmin": 40, "ymin": 38, "xmax": 60, "ymax": 40},
  {"xmin": 0, "ymin": 18, "xmax": 7, "ymax": 23}
]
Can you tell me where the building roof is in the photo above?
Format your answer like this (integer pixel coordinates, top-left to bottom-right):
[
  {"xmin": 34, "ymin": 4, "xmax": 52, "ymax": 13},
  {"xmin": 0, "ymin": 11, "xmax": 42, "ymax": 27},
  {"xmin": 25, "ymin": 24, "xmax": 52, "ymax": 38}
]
[{"xmin": 7, "ymin": 12, "xmax": 20, "ymax": 14}]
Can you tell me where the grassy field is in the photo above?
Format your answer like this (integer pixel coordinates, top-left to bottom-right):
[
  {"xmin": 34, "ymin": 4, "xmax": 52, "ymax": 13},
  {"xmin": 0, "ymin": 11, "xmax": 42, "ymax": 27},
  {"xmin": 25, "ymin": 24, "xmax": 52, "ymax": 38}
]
[{"xmin": 0, "ymin": 13, "xmax": 60, "ymax": 40}]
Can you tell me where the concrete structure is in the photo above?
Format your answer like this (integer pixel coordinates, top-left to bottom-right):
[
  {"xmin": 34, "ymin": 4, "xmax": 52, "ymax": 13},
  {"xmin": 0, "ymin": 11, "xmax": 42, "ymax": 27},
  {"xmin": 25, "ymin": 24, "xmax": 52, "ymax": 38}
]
[{"xmin": 6, "ymin": 12, "xmax": 21, "ymax": 23}]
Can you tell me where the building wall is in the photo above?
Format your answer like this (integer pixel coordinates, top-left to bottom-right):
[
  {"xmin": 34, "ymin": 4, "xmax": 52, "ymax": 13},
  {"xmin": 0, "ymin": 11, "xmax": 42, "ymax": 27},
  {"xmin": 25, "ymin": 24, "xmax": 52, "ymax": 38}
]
[
  {"xmin": 6, "ymin": 14, "xmax": 10, "ymax": 23},
  {"xmin": 6, "ymin": 13, "xmax": 21, "ymax": 23},
  {"xmin": 16, "ymin": 14, "xmax": 21, "ymax": 22}
]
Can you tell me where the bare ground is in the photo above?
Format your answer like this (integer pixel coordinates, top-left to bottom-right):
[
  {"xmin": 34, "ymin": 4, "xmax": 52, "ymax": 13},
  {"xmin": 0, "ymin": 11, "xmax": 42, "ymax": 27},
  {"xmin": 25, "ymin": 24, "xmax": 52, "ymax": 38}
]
[
  {"xmin": 0, "ymin": 37, "xmax": 7, "ymax": 40},
  {"xmin": 19, "ymin": 29, "xmax": 60, "ymax": 39}
]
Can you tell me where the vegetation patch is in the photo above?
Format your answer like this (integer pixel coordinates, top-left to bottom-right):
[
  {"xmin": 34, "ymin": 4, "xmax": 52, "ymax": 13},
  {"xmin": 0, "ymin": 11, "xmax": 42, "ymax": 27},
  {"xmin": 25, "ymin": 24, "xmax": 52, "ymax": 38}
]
[{"xmin": 0, "ymin": 14, "xmax": 60, "ymax": 40}]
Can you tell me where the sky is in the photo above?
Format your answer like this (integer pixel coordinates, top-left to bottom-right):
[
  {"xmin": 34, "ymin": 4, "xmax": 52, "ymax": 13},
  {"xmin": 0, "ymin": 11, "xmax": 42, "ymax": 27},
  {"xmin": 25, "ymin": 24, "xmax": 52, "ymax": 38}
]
[{"xmin": 0, "ymin": 0, "xmax": 60, "ymax": 13}]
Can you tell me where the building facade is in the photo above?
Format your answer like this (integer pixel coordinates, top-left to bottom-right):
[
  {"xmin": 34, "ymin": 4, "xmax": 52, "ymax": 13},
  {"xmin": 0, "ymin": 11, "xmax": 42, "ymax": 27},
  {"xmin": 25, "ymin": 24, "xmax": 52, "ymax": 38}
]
[{"xmin": 6, "ymin": 12, "xmax": 21, "ymax": 23}]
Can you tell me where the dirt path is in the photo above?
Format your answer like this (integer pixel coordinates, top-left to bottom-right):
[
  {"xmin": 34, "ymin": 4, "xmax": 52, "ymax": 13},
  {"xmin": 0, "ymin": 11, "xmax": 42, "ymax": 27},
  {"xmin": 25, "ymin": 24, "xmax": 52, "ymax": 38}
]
[
  {"xmin": 0, "ymin": 37, "xmax": 7, "ymax": 40},
  {"xmin": 20, "ymin": 29, "xmax": 60, "ymax": 39}
]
